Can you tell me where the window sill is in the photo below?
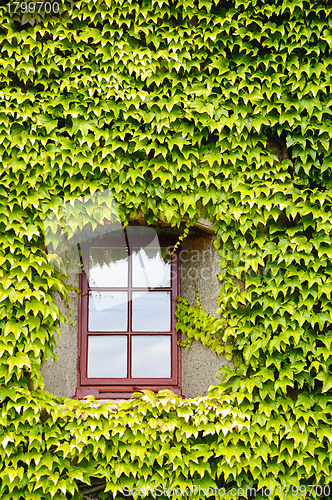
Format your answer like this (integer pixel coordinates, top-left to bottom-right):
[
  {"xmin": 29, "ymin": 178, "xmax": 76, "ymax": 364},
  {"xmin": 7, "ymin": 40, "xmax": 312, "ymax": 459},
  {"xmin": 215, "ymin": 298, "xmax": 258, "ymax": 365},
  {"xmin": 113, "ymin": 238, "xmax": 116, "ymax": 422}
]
[{"xmin": 75, "ymin": 385, "xmax": 183, "ymax": 399}]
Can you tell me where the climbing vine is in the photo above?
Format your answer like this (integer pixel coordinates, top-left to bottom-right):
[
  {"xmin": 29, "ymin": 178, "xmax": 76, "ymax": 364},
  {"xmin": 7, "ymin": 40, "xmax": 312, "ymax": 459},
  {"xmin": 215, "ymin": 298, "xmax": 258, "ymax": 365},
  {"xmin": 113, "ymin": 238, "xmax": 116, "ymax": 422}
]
[
  {"xmin": 1, "ymin": 0, "xmax": 332, "ymax": 498},
  {"xmin": 176, "ymin": 298, "xmax": 228, "ymax": 357}
]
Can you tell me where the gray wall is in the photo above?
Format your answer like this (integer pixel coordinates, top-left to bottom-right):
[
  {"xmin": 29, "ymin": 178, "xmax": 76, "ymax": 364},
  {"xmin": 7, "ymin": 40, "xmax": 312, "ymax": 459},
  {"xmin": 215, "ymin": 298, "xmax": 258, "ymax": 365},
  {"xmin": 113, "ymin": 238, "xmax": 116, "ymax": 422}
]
[
  {"xmin": 179, "ymin": 232, "xmax": 230, "ymax": 398},
  {"xmin": 41, "ymin": 226, "xmax": 231, "ymax": 399},
  {"xmin": 41, "ymin": 273, "xmax": 79, "ymax": 398}
]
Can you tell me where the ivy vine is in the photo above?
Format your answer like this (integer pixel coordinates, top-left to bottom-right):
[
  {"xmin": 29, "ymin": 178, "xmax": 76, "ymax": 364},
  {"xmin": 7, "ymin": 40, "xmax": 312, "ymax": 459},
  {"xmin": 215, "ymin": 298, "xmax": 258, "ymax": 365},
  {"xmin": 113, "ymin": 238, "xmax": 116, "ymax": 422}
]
[{"xmin": 1, "ymin": 0, "xmax": 332, "ymax": 498}]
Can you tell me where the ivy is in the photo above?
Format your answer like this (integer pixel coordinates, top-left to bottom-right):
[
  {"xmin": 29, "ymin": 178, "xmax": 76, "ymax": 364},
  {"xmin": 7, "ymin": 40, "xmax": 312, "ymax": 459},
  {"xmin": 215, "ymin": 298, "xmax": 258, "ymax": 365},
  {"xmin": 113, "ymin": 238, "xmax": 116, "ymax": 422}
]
[
  {"xmin": 1, "ymin": 0, "xmax": 332, "ymax": 498},
  {"xmin": 176, "ymin": 298, "xmax": 228, "ymax": 357}
]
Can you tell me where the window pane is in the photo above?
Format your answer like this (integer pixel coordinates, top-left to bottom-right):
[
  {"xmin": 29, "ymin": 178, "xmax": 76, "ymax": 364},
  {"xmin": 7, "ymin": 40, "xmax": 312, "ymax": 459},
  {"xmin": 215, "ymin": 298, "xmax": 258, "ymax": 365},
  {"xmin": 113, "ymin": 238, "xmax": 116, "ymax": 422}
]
[
  {"xmin": 89, "ymin": 247, "xmax": 128, "ymax": 287},
  {"xmin": 132, "ymin": 292, "xmax": 171, "ymax": 332},
  {"xmin": 88, "ymin": 336, "xmax": 127, "ymax": 378},
  {"xmin": 89, "ymin": 292, "xmax": 128, "ymax": 331},
  {"xmin": 132, "ymin": 247, "xmax": 171, "ymax": 288},
  {"xmin": 132, "ymin": 336, "xmax": 171, "ymax": 378}
]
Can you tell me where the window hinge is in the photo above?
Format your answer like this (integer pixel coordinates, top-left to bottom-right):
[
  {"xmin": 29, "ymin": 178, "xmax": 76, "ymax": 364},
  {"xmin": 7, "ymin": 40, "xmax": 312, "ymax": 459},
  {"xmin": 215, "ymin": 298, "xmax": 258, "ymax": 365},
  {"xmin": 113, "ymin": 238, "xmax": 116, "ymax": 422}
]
[{"xmin": 78, "ymin": 356, "xmax": 81, "ymax": 374}]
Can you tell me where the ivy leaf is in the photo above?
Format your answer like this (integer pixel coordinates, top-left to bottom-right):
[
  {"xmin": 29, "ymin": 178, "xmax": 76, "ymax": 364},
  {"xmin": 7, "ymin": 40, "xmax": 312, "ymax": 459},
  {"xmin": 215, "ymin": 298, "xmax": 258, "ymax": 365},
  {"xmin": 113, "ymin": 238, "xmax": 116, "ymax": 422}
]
[
  {"xmin": 316, "ymin": 371, "xmax": 332, "ymax": 393},
  {"xmin": 72, "ymin": 119, "xmax": 97, "ymax": 137},
  {"xmin": 36, "ymin": 115, "xmax": 58, "ymax": 134},
  {"xmin": 7, "ymin": 352, "xmax": 31, "ymax": 373}
]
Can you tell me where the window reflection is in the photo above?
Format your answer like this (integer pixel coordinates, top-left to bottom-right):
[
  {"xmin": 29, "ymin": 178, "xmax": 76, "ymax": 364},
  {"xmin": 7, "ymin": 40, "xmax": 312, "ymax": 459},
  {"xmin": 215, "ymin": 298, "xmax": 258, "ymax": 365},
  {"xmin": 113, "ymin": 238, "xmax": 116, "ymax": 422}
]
[
  {"xmin": 89, "ymin": 247, "xmax": 128, "ymax": 287},
  {"xmin": 132, "ymin": 292, "xmax": 171, "ymax": 332},
  {"xmin": 89, "ymin": 292, "xmax": 128, "ymax": 331},
  {"xmin": 132, "ymin": 336, "xmax": 171, "ymax": 378},
  {"xmin": 132, "ymin": 247, "xmax": 171, "ymax": 288},
  {"xmin": 85, "ymin": 237, "xmax": 174, "ymax": 382},
  {"xmin": 88, "ymin": 336, "xmax": 127, "ymax": 378}
]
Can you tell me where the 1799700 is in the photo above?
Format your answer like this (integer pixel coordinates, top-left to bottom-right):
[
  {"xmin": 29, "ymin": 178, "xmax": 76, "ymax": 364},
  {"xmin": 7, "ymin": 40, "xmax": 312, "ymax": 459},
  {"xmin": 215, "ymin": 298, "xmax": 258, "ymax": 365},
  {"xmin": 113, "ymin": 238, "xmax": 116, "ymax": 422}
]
[{"xmin": 7, "ymin": 1, "xmax": 61, "ymax": 15}]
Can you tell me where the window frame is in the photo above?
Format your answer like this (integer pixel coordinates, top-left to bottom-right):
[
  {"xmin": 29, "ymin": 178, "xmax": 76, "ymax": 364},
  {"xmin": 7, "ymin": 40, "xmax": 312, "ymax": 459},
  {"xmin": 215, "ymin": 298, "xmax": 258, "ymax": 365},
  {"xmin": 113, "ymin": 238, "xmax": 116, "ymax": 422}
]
[{"xmin": 75, "ymin": 231, "xmax": 182, "ymax": 399}]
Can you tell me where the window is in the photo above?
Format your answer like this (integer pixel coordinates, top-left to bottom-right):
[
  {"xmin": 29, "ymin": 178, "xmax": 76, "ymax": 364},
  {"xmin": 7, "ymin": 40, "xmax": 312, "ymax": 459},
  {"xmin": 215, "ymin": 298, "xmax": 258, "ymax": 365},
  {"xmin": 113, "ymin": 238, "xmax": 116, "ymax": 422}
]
[{"xmin": 75, "ymin": 226, "xmax": 181, "ymax": 398}]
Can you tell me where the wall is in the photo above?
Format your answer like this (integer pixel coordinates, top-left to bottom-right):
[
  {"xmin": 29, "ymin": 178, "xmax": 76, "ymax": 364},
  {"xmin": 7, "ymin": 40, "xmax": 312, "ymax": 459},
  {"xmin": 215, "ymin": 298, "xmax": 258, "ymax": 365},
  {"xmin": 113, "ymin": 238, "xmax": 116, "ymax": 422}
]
[
  {"xmin": 41, "ymin": 224, "xmax": 232, "ymax": 399},
  {"xmin": 41, "ymin": 273, "xmax": 79, "ymax": 398},
  {"xmin": 179, "ymin": 230, "xmax": 231, "ymax": 398}
]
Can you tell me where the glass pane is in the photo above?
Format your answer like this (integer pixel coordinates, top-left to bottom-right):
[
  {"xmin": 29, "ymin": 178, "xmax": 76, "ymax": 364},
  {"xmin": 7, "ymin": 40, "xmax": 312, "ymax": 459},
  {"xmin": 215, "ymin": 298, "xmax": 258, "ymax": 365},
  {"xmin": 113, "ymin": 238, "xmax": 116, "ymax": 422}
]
[
  {"xmin": 88, "ymin": 336, "xmax": 127, "ymax": 378},
  {"xmin": 89, "ymin": 247, "xmax": 128, "ymax": 287},
  {"xmin": 132, "ymin": 247, "xmax": 171, "ymax": 288},
  {"xmin": 132, "ymin": 336, "xmax": 171, "ymax": 378},
  {"xmin": 89, "ymin": 292, "xmax": 128, "ymax": 331},
  {"xmin": 132, "ymin": 292, "xmax": 171, "ymax": 332}
]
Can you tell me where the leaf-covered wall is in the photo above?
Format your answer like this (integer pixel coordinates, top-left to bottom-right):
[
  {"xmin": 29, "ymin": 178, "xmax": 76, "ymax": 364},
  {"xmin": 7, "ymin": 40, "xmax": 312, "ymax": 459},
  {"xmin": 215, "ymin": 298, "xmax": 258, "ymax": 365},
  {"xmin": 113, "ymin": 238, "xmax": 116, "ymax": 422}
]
[{"xmin": 1, "ymin": 0, "xmax": 332, "ymax": 498}]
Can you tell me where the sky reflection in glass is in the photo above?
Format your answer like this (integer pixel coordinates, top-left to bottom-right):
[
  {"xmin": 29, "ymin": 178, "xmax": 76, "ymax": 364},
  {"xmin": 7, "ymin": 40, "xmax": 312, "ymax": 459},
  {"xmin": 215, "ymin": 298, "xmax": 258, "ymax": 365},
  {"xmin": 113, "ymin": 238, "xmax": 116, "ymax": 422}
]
[
  {"xmin": 89, "ymin": 247, "xmax": 128, "ymax": 287},
  {"xmin": 132, "ymin": 336, "xmax": 171, "ymax": 378},
  {"xmin": 88, "ymin": 336, "xmax": 127, "ymax": 378},
  {"xmin": 89, "ymin": 292, "xmax": 128, "ymax": 331},
  {"xmin": 132, "ymin": 247, "xmax": 171, "ymax": 288},
  {"xmin": 132, "ymin": 292, "xmax": 171, "ymax": 331}
]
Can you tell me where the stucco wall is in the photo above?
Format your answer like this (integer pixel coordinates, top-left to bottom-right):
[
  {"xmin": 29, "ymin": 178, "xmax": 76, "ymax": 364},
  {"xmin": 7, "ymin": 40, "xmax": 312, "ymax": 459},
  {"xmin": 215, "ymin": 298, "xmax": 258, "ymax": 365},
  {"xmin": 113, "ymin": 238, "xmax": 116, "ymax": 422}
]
[
  {"xmin": 41, "ymin": 274, "xmax": 79, "ymax": 398},
  {"xmin": 179, "ymin": 232, "xmax": 231, "ymax": 398},
  {"xmin": 41, "ymin": 225, "xmax": 232, "ymax": 399}
]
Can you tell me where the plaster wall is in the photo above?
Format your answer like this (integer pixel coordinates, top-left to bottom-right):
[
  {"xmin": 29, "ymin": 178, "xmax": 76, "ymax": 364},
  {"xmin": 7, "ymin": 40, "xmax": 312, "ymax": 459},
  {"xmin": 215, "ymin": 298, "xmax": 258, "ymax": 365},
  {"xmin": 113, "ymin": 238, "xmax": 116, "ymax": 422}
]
[
  {"xmin": 41, "ymin": 273, "xmax": 79, "ymax": 398},
  {"xmin": 41, "ymin": 227, "xmax": 232, "ymax": 399},
  {"xmin": 179, "ymin": 233, "xmax": 231, "ymax": 398}
]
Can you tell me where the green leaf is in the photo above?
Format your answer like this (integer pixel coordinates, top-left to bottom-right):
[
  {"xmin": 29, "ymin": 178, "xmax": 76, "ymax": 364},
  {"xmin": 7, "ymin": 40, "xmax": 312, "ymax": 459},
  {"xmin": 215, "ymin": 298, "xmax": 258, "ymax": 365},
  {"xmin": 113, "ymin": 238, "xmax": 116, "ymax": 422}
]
[{"xmin": 36, "ymin": 114, "xmax": 58, "ymax": 134}]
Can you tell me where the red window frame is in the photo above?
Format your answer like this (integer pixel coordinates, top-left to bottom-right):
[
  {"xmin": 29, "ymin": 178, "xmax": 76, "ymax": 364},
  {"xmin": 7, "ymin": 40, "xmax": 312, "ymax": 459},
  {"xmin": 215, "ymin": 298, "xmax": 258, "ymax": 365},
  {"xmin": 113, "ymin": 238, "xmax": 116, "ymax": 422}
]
[{"xmin": 75, "ymin": 231, "xmax": 182, "ymax": 399}]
